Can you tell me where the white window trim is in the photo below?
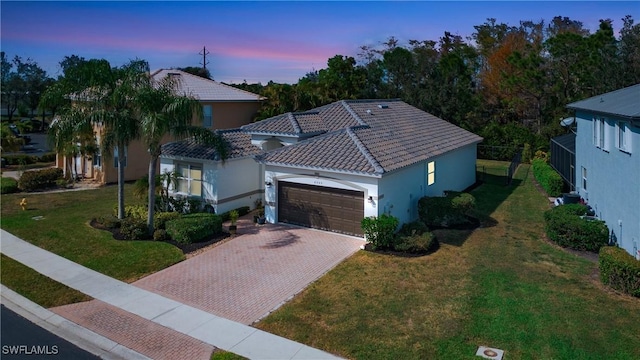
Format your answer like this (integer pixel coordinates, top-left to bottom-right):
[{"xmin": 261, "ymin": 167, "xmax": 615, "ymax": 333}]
[
  {"xmin": 581, "ymin": 166, "xmax": 587, "ymax": 192},
  {"xmin": 617, "ymin": 121, "xmax": 632, "ymax": 153},
  {"xmin": 175, "ymin": 163, "xmax": 203, "ymax": 197}
]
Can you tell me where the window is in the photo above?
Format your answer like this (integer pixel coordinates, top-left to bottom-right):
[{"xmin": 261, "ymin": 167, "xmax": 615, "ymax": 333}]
[
  {"xmin": 593, "ymin": 117, "xmax": 608, "ymax": 150},
  {"xmin": 581, "ymin": 167, "xmax": 587, "ymax": 191},
  {"xmin": 113, "ymin": 146, "xmax": 127, "ymax": 168},
  {"xmin": 177, "ymin": 163, "xmax": 202, "ymax": 196},
  {"xmin": 617, "ymin": 121, "xmax": 631, "ymax": 153},
  {"xmin": 93, "ymin": 150, "xmax": 102, "ymax": 168},
  {"xmin": 203, "ymin": 105, "xmax": 212, "ymax": 128},
  {"xmin": 427, "ymin": 161, "xmax": 435, "ymax": 186}
]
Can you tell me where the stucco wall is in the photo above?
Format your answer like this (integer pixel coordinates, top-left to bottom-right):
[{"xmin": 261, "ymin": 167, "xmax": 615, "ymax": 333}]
[
  {"xmin": 160, "ymin": 156, "xmax": 263, "ymax": 214},
  {"xmin": 377, "ymin": 143, "xmax": 478, "ymax": 225},
  {"xmin": 575, "ymin": 111, "xmax": 640, "ymax": 258},
  {"xmin": 201, "ymin": 101, "xmax": 261, "ymax": 130}
]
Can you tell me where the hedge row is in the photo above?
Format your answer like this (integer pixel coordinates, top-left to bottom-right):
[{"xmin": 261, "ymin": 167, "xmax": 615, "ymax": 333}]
[
  {"xmin": 599, "ymin": 246, "xmax": 640, "ymax": 297},
  {"xmin": 544, "ymin": 204, "xmax": 609, "ymax": 252},
  {"xmin": 418, "ymin": 192, "xmax": 476, "ymax": 228},
  {"xmin": 166, "ymin": 213, "xmax": 222, "ymax": 244},
  {"xmin": 532, "ymin": 158, "xmax": 563, "ymax": 197},
  {"xmin": 2, "ymin": 153, "xmax": 56, "ymax": 166},
  {"xmin": 217, "ymin": 206, "xmax": 250, "ymax": 222},
  {"xmin": 18, "ymin": 168, "xmax": 63, "ymax": 192},
  {"xmin": 1, "ymin": 177, "xmax": 19, "ymax": 194}
]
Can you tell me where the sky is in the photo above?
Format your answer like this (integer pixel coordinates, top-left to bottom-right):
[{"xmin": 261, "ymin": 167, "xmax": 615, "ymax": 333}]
[{"xmin": 1, "ymin": 1, "xmax": 639, "ymax": 84}]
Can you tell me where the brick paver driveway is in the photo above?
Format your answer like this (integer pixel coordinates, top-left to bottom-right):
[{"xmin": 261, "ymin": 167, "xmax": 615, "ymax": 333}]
[{"xmin": 134, "ymin": 222, "xmax": 364, "ymax": 325}]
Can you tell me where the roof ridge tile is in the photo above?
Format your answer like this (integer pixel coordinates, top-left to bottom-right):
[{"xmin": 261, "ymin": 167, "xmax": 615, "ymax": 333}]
[
  {"xmin": 341, "ymin": 101, "xmax": 368, "ymax": 126},
  {"xmin": 287, "ymin": 113, "xmax": 302, "ymax": 133},
  {"xmin": 346, "ymin": 128, "xmax": 384, "ymax": 174}
]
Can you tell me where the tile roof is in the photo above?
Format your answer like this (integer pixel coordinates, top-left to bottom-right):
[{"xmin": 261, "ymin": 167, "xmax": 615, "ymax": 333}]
[
  {"xmin": 151, "ymin": 69, "xmax": 265, "ymax": 102},
  {"xmin": 259, "ymin": 99, "xmax": 483, "ymax": 176},
  {"xmin": 567, "ymin": 84, "xmax": 640, "ymax": 120},
  {"xmin": 161, "ymin": 129, "xmax": 262, "ymax": 161}
]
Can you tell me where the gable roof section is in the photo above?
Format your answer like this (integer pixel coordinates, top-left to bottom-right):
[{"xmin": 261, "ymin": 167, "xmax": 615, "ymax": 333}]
[
  {"xmin": 259, "ymin": 99, "xmax": 483, "ymax": 176},
  {"xmin": 567, "ymin": 84, "xmax": 640, "ymax": 120},
  {"xmin": 161, "ymin": 129, "xmax": 261, "ymax": 161},
  {"xmin": 151, "ymin": 69, "xmax": 265, "ymax": 102}
]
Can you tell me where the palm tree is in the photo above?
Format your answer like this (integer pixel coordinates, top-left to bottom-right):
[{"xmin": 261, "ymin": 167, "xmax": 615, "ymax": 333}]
[{"xmin": 137, "ymin": 75, "xmax": 229, "ymax": 233}]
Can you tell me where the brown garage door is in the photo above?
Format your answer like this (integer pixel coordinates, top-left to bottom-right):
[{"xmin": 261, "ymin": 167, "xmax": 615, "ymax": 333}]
[{"xmin": 278, "ymin": 182, "xmax": 364, "ymax": 236}]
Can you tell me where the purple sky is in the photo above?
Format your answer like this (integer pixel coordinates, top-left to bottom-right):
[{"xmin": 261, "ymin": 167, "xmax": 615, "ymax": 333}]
[{"xmin": 1, "ymin": 1, "xmax": 638, "ymax": 84}]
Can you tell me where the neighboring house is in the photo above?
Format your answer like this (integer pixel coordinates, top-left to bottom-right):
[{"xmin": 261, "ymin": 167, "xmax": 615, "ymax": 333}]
[
  {"xmin": 251, "ymin": 100, "xmax": 482, "ymax": 236},
  {"xmin": 160, "ymin": 129, "xmax": 264, "ymax": 214},
  {"xmin": 567, "ymin": 84, "xmax": 640, "ymax": 259},
  {"xmin": 56, "ymin": 69, "xmax": 264, "ymax": 184}
]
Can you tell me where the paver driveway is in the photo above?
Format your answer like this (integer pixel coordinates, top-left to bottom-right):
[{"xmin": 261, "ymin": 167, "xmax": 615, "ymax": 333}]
[{"xmin": 134, "ymin": 222, "xmax": 364, "ymax": 325}]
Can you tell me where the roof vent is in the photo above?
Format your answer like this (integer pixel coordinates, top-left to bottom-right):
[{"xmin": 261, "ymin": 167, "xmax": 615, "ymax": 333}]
[
  {"xmin": 378, "ymin": 104, "xmax": 388, "ymax": 109},
  {"xmin": 366, "ymin": 109, "xmax": 372, "ymax": 115}
]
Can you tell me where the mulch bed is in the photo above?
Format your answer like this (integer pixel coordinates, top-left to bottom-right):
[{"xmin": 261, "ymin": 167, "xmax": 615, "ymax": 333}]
[{"xmin": 89, "ymin": 219, "xmax": 230, "ymax": 255}]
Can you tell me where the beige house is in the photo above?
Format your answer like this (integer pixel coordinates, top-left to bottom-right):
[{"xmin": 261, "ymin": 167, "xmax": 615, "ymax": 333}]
[{"xmin": 56, "ymin": 69, "xmax": 264, "ymax": 184}]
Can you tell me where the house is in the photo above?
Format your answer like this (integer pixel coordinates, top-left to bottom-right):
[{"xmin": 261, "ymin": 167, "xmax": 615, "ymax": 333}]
[
  {"xmin": 160, "ymin": 129, "xmax": 264, "ymax": 214},
  {"xmin": 160, "ymin": 99, "xmax": 482, "ymax": 236},
  {"xmin": 567, "ymin": 84, "xmax": 640, "ymax": 259},
  {"xmin": 56, "ymin": 69, "xmax": 265, "ymax": 184}
]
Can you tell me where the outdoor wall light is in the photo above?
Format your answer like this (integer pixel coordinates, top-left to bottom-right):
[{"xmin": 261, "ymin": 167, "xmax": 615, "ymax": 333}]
[
  {"xmin": 367, "ymin": 196, "xmax": 374, "ymax": 203},
  {"xmin": 265, "ymin": 181, "xmax": 273, "ymax": 187}
]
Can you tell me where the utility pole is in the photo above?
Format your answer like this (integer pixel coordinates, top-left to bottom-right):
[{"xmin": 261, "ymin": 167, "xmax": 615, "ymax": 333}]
[{"xmin": 199, "ymin": 46, "xmax": 210, "ymax": 70}]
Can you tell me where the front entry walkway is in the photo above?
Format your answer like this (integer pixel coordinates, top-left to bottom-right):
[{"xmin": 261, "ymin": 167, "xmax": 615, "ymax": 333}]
[{"xmin": 134, "ymin": 223, "xmax": 364, "ymax": 325}]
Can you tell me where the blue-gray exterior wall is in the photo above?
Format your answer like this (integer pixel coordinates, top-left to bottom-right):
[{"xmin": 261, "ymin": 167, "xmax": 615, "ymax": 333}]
[{"xmin": 574, "ymin": 110, "xmax": 640, "ymax": 259}]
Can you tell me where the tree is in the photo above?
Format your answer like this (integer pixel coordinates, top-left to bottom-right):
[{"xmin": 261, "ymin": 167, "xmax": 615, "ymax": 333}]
[
  {"xmin": 137, "ymin": 73, "xmax": 229, "ymax": 233},
  {"xmin": 619, "ymin": 15, "xmax": 640, "ymax": 85},
  {"xmin": 177, "ymin": 66, "xmax": 212, "ymax": 79}
]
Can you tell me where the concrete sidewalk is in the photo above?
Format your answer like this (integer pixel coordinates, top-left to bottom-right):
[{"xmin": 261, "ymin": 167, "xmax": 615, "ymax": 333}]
[{"xmin": 0, "ymin": 229, "xmax": 341, "ymax": 360}]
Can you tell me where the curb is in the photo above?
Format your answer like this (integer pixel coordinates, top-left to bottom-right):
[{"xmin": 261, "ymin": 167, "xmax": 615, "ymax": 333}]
[{"xmin": 0, "ymin": 285, "xmax": 150, "ymax": 360}]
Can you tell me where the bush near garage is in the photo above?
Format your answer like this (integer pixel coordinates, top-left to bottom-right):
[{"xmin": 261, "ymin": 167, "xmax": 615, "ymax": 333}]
[
  {"xmin": 418, "ymin": 192, "xmax": 476, "ymax": 228},
  {"xmin": 361, "ymin": 214, "xmax": 399, "ymax": 250},
  {"xmin": 1, "ymin": 177, "xmax": 19, "ymax": 194},
  {"xmin": 544, "ymin": 204, "xmax": 609, "ymax": 252},
  {"xmin": 599, "ymin": 246, "xmax": 640, "ymax": 297},
  {"xmin": 120, "ymin": 217, "xmax": 150, "ymax": 240},
  {"xmin": 532, "ymin": 158, "xmax": 563, "ymax": 197},
  {"xmin": 165, "ymin": 213, "xmax": 222, "ymax": 244},
  {"xmin": 154, "ymin": 211, "xmax": 182, "ymax": 230},
  {"xmin": 218, "ymin": 206, "xmax": 251, "ymax": 222},
  {"xmin": 18, "ymin": 168, "xmax": 63, "ymax": 191}
]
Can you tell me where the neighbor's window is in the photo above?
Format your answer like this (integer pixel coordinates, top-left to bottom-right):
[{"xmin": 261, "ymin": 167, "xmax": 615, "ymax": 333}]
[
  {"xmin": 582, "ymin": 167, "xmax": 587, "ymax": 191},
  {"xmin": 93, "ymin": 150, "xmax": 102, "ymax": 168},
  {"xmin": 177, "ymin": 163, "xmax": 202, "ymax": 196},
  {"xmin": 593, "ymin": 117, "xmax": 608, "ymax": 151},
  {"xmin": 113, "ymin": 146, "xmax": 127, "ymax": 168},
  {"xmin": 203, "ymin": 105, "xmax": 213, "ymax": 128},
  {"xmin": 617, "ymin": 121, "xmax": 631, "ymax": 153},
  {"xmin": 599, "ymin": 118, "xmax": 606, "ymax": 149},
  {"xmin": 427, "ymin": 161, "xmax": 435, "ymax": 186}
]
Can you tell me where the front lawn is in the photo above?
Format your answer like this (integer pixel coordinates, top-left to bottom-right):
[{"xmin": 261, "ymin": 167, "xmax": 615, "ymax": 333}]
[
  {"xmin": 0, "ymin": 184, "xmax": 184, "ymax": 283},
  {"xmin": 256, "ymin": 164, "xmax": 640, "ymax": 359}
]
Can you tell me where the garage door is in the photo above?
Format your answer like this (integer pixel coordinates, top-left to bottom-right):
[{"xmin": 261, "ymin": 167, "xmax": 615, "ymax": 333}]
[{"xmin": 278, "ymin": 182, "xmax": 364, "ymax": 236}]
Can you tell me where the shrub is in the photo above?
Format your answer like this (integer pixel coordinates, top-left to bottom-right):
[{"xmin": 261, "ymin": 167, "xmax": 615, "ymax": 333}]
[
  {"xmin": 398, "ymin": 220, "xmax": 429, "ymax": 237},
  {"xmin": 186, "ymin": 198, "xmax": 202, "ymax": 214},
  {"xmin": 3, "ymin": 154, "xmax": 37, "ymax": 166},
  {"xmin": 166, "ymin": 213, "xmax": 222, "ymax": 244},
  {"xmin": 1, "ymin": 177, "xmax": 19, "ymax": 194},
  {"xmin": 153, "ymin": 229, "xmax": 170, "ymax": 242},
  {"xmin": 95, "ymin": 215, "xmax": 121, "ymax": 229},
  {"xmin": 394, "ymin": 233, "xmax": 438, "ymax": 254},
  {"xmin": 18, "ymin": 168, "xmax": 63, "ymax": 191},
  {"xmin": 418, "ymin": 192, "xmax": 476, "ymax": 228},
  {"xmin": 599, "ymin": 246, "xmax": 640, "ymax": 297},
  {"xmin": 218, "ymin": 206, "xmax": 252, "ymax": 222},
  {"xmin": 522, "ymin": 143, "xmax": 532, "ymax": 164},
  {"xmin": 544, "ymin": 205, "xmax": 609, "ymax": 252},
  {"xmin": 229, "ymin": 210, "xmax": 239, "ymax": 225},
  {"xmin": 38, "ymin": 153, "xmax": 57, "ymax": 163},
  {"xmin": 361, "ymin": 214, "xmax": 399, "ymax": 250},
  {"xmin": 113, "ymin": 205, "xmax": 147, "ymax": 220},
  {"xmin": 154, "ymin": 211, "xmax": 181, "ymax": 230},
  {"xmin": 532, "ymin": 158, "xmax": 563, "ymax": 197},
  {"xmin": 120, "ymin": 217, "xmax": 150, "ymax": 240}
]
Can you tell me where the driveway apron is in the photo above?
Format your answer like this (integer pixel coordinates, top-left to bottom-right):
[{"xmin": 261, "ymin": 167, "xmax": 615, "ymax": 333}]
[{"xmin": 133, "ymin": 223, "xmax": 363, "ymax": 325}]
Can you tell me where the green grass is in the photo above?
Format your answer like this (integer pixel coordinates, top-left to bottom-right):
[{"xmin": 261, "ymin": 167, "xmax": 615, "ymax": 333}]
[
  {"xmin": 256, "ymin": 163, "xmax": 640, "ymax": 359},
  {"xmin": 1, "ymin": 254, "xmax": 92, "ymax": 307},
  {"xmin": 0, "ymin": 184, "xmax": 184, "ymax": 283}
]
